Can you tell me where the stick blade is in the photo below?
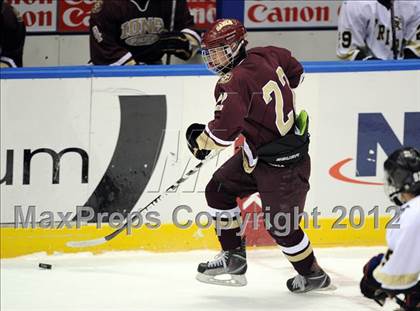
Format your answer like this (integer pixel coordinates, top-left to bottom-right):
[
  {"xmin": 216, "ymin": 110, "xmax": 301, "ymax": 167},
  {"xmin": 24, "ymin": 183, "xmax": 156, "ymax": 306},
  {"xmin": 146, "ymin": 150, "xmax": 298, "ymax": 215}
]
[{"xmin": 66, "ymin": 237, "xmax": 106, "ymax": 248}]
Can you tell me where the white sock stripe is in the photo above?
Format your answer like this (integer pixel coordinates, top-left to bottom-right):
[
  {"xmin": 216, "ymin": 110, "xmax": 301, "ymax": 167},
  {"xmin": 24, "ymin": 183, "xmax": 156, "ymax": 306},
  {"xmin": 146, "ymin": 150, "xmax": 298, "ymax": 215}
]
[
  {"xmin": 207, "ymin": 206, "xmax": 241, "ymax": 218},
  {"xmin": 281, "ymin": 233, "xmax": 310, "ymax": 255}
]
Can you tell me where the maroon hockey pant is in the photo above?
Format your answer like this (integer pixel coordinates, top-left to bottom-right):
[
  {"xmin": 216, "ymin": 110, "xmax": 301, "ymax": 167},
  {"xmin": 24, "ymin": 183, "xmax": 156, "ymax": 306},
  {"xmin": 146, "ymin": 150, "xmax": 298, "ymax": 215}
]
[{"xmin": 205, "ymin": 152, "xmax": 316, "ymax": 276}]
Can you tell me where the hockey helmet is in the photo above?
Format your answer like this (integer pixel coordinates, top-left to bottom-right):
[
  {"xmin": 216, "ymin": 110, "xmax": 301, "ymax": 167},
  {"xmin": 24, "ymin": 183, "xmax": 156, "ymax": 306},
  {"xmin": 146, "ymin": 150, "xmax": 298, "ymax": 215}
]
[
  {"xmin": 201, "ymin": 19, "xmax": 247, "ymax": 75},
  {"xmin": 384, "ymin": 147, "xmax": 420, "ymax": 205}
]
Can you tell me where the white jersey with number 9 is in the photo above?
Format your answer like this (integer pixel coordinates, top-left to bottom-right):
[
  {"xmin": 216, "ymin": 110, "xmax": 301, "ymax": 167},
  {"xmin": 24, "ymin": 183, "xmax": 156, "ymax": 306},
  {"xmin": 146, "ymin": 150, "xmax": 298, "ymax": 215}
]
[{"xmin": 337, "ymin": 0, "xmax": 420, "ymax": 60}]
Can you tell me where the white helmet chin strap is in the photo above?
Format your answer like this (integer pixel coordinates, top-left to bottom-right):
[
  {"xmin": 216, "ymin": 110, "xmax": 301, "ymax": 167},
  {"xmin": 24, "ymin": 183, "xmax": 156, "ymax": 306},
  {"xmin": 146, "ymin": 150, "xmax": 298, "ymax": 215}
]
[{"xmin": 231, "ymin": 40, "xmax": 245, "ymax": 58}]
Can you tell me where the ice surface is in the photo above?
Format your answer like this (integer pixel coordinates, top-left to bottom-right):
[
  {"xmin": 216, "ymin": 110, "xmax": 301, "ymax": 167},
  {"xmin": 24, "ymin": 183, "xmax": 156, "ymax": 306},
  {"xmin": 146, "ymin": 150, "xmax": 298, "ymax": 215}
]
[{"xmin": 1, "ymin": 247, "xmax": 401, "ymax": 311}]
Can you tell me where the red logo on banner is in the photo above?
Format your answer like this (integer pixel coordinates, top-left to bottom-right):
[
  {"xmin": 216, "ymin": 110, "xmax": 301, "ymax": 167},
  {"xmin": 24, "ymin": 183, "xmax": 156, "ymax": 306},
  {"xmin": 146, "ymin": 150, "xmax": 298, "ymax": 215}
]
[
  {"xmin": 244, "ymin": 1, "xmax": 342, "ymax": 29},
  {"xmin": 58, "ymin": 0, "xmax": 94, "ymax": 32},
  {"xmin": 247, "ymin": 4, "xmax": 331, "ymax": 24},
  {"xmin": 6, "ymin": 0, "xmax": 57, "ymax": 32},
  {"xmin": 9, "ymin": 0, "xmax": 214, "ymax": 33},
  {"xmin": 187, "ymin": 0, "xmax": 216, "ymax": 30}
]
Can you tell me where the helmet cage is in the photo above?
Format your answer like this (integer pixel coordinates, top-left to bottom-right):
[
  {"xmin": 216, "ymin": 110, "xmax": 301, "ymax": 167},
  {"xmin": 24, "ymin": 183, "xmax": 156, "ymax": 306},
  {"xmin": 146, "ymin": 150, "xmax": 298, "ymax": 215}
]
[
  {"xmin": 384, "ymin": 164, "xmax": 420, "ymax": 205},
  {"xmin": 384, "ymin": 170, "xmax": 404, "ymax": 206},
  {"xmin": 202, "ymin": 40, "xmax": 244, "ymax": 75}
]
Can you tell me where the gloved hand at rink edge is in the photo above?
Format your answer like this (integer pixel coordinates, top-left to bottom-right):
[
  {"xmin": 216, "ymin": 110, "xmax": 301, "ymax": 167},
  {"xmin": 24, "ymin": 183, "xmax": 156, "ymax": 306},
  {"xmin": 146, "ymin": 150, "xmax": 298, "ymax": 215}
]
[
  {"xmin": 360, "ymin": 253, "xmax": 388, "ymax": 306},
  {"xmin": 186, "ymin": 123, "xmax": 211, "ymax": 160},
  {"xmin": 158, "ymin": 31, "xmax": 193, "ymax": 60}
]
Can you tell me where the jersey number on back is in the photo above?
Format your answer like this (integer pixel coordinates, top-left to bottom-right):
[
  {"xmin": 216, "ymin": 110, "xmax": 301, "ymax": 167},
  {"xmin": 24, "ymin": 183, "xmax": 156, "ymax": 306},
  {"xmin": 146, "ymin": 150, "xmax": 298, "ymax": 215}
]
[{"xmin": 262, "ymin": 67, "xmax": 294, "ymax": 136}]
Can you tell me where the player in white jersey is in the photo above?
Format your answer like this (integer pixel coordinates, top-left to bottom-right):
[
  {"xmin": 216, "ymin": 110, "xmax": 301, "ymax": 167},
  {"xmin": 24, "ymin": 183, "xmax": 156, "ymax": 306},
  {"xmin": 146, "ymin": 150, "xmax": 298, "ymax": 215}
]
[
  {"xmin": 360, "ymin": 147, "xmax": 420, "ymax": 311},
  {"xmin": 337, "ymin": 0, "xmax": 420, "ymax": 60}
]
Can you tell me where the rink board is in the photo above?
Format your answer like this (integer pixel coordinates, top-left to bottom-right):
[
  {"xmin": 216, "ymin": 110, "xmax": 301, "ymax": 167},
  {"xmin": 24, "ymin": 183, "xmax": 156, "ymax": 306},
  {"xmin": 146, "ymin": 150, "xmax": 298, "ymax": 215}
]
[
  {"xmin": 1, "ymin": 61, "xmax": 420, "ymax": 258},
  {"xmin": 0, "ymin": 217, "xmax": 390, "ymax": 258}
]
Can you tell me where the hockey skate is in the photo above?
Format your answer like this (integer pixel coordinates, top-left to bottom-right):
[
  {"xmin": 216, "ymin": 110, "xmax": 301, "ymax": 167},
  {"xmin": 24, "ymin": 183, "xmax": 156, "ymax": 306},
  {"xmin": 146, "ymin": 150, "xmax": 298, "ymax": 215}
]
[
  {"xmin": 196, "ymin": 246, "xmax": 247, "ymax": 287},
  {"xmin": 287, "ymin": 269, "xmax": 333, "ymax": 293}
]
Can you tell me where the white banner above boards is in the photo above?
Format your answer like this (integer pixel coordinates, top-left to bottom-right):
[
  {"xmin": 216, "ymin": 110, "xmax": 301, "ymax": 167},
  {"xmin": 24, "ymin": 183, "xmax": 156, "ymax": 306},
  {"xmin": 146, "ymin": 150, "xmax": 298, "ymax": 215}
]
[{"xmin": 244, "ymin": 1, "xmax": 342, "ymax": 30}]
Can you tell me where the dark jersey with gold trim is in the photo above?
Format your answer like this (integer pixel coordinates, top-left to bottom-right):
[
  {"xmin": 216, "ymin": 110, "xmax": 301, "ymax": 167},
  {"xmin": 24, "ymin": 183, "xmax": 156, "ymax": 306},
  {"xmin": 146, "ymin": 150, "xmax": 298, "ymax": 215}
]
[
  {"xmin": 89, "ymin": 0, "xmax": 198, "ymax": 65},
  {"xmin": 203, "ymin": 46, "xmax": 304, "ymax": 170}
]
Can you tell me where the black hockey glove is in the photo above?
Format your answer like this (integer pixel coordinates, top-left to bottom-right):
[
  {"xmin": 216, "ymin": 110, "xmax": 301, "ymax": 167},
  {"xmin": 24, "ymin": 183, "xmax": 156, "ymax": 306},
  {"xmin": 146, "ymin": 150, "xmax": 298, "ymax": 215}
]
[
  {"xmin": 158, "ymin": 31, "xmax": 192, "ymax": 60},
  {"xmin": 186, "ymin": 123, "xmax": 211, "ymax": 160},
  {"xmin": 403, "ymin": 48, "xmax": 420, "ymax": 59},
  {"xmin": 353, "ymin": 49, "xmax": 380, "ymax": 61},
  {"xmin": 360, "ymin": 254, "xmax": 388, "ymax": 306},
  {"xmin": 377, "ymin": 0, "xmax": 392, "ymax": 10}
]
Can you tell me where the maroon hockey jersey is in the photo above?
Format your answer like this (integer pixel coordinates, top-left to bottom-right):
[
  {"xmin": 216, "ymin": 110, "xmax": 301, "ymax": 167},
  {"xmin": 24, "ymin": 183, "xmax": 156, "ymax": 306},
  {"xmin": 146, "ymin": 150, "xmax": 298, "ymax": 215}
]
[
  {"xmin": 89, "ymin": 0, "xmax": 198, "ymax": 65},
  {"xmin": 0, "ymin": 2, "xmax": 26, "ymax": 67},
  {"xmin": 198, "ymin": 46, "xmax": 304, "ymax": 172}
]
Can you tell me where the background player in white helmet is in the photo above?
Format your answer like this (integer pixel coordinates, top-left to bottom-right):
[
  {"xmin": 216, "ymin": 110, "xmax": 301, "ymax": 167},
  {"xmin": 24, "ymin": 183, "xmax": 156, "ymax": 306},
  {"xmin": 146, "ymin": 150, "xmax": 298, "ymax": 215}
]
[
  {"xmin": 337, "ymin": 0, "xmax": 420, "ymax": 60},
  {"xmin": 360, "ymin": 147, "xmax": 420, "ymax": 310}
]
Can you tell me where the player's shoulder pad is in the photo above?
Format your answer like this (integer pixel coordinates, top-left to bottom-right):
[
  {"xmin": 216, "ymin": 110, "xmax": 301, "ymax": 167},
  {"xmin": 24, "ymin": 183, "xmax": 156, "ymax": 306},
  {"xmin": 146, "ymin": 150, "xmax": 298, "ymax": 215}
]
[
  {"xmin": 217, "ymin": 72, "xmax": 234, "ymax": 85},
  {"xmin": 91, "ymin": 0, "xmax": 104, "ymax": 14}
]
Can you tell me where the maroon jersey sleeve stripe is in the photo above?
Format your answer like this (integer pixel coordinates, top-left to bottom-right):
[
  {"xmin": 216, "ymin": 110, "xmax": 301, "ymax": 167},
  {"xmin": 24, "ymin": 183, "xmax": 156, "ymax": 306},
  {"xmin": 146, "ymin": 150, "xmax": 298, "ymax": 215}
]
[{"xmin": 204, "ymin": 125, "xmax": 236, "ymax": 147}]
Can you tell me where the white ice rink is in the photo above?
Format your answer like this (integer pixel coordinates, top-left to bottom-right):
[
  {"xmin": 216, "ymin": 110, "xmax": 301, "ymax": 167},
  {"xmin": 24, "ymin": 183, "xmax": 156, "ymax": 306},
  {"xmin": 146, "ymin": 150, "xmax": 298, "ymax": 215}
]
[{"xmin": 1, "ymin": 247, "xmax": 402, "ymax": 311}]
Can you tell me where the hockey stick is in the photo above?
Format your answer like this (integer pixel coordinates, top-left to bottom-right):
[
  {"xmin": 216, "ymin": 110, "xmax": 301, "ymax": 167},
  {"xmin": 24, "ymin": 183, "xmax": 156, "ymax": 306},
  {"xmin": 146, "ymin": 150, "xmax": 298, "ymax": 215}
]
[
  {"xmin": 375, "ymin": 290, "xmax": 408, "ymax": 309},
  {"xmin": 166, "ymin": 0, "xmax": 177, "ymax": 65},
  {"xmin": 394, "ymin": 295, "xmax": 408, "ymax": 310},
  {"xmin": 66, "ymin": 152, "xmax": 218, "ymax": 248},
  {"xmin": 390, "ymin": 0, "xmax": 398, "ymax": 60}
]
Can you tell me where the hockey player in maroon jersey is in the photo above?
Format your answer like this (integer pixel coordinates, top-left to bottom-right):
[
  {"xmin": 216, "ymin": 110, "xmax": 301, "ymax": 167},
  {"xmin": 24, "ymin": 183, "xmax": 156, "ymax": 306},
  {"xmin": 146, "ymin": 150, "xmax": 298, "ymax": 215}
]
[
  {"xmin": 89, "ymin": 0, "xmax": 201, "ymax": 65},
  {"xmin": 0, "ymin": 0, "xmax": 26, "ymax": 67},
  {"xmin": 186, "ymin": 19, "xmax": 331, "ymax": 292}
]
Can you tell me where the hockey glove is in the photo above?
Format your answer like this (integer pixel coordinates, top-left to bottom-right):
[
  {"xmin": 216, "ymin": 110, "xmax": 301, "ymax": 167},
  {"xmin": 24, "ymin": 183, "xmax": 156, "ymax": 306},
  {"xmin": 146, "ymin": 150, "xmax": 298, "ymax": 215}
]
[
  {"xmin": 403, "ymin": 48, "xmax": 420, "ymax": 59},
  {"xmin": 158, "ymin": 32, "xmax": 193, "ymax": 60},
  {"xmin": 353, "ymin": 49, "xmax": 380, "ymax": 61},
  {"xmin": 378, "ymin": 0, "xmax": 392, "ymax": 10},
  {"xmin": 186, "ymin": 123, "xmax": 211, "ymax": 160},
  {"xmin": 360, "ymin": 253, "xmax": 388, "ymax": 306},
  {"xmin": 363, "ymin": 56, "xmax": 381, "ymax": 61}
]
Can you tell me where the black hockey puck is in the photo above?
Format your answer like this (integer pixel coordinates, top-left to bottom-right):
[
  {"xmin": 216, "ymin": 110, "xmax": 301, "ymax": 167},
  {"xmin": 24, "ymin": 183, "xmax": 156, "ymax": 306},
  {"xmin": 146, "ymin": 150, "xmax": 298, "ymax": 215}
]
[{"xmin": 39, "ymin": 263, "xmax": 52, "ymax": 270}]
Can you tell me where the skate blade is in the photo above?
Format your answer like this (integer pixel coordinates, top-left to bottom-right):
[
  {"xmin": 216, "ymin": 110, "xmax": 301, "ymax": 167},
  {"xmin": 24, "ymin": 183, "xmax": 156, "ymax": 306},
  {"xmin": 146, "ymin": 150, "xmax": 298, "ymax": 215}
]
[
  {"xmin": 196, "ymin": 272, "xmax": 247, "ymax": 287},
  {"xmin": 291, "ymin": 280, "xmax": 337, "ymax": 293},
  {"xmin": 314, "ymin": 283, "xmax": 337, "ymax": 292}
]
